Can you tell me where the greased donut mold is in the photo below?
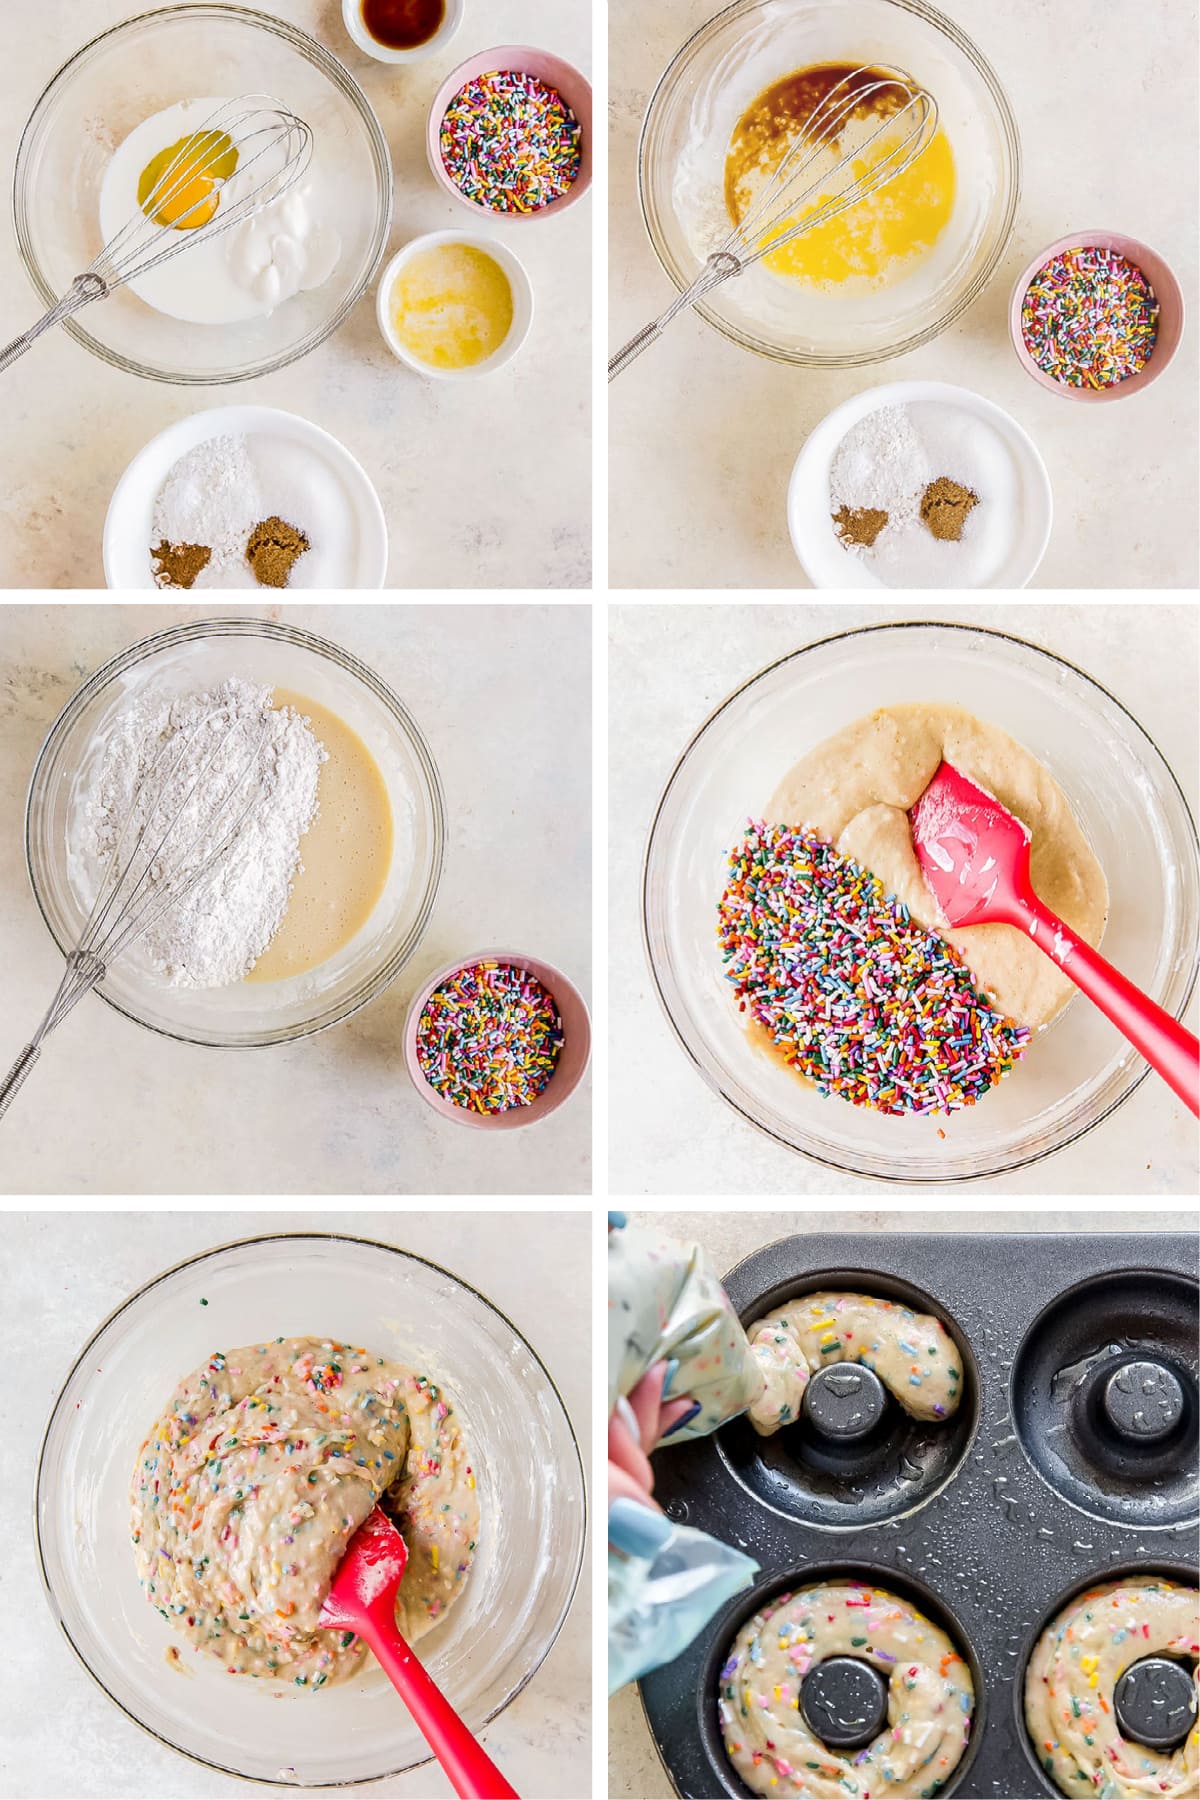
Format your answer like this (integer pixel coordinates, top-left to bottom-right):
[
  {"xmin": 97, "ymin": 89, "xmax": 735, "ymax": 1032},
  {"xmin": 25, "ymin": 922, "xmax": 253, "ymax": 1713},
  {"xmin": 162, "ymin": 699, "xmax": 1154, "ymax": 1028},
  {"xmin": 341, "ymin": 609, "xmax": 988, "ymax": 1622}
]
[{"xmin": 637, "ymin": 1233, "xmax": 1198, "ymax": 1799}]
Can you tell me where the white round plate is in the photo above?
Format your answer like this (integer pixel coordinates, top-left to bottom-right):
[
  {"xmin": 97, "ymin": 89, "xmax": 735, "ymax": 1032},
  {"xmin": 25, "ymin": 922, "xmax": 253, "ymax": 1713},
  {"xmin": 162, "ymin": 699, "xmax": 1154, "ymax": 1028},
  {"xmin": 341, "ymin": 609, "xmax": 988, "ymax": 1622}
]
[
  {"xmin": 104, "ymin": 404, "xmax": 389, "ymax": 589},
  {"xmin": 788, "ymin": 379, "xmax": 1053, "ymax": 590}
]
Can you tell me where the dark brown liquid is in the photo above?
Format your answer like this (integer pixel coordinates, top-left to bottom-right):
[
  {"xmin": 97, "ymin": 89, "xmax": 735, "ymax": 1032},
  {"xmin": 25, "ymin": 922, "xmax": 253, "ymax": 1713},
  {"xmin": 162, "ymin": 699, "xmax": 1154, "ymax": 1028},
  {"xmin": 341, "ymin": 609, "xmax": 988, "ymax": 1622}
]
[
  {"xmin": 361, "ymin": 0, "xmax": 445, "ymax": 50},
  {"xmin": 726, "ymin": 63, "xmax": 905, "ymax": 222}
]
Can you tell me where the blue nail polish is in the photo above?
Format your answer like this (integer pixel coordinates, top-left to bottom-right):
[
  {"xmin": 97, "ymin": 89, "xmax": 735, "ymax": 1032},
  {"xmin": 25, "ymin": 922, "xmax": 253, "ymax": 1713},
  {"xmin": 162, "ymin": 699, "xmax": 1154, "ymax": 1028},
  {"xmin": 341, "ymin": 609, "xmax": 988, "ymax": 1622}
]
[
  {"xmin": 608, "ymin": 1498, "xmax": 671, "ymax": 1558},
  {"xmin": 608, "ymin": 1211, "xmax": 627, "ymax": 1230},
  {"xmin": 660, "ymin": 1400, "xmax": 702, "ymax": 1439},
  {"xmin": 661, "ymin": 1358, "xmax": 680, "ymax": 1397}
]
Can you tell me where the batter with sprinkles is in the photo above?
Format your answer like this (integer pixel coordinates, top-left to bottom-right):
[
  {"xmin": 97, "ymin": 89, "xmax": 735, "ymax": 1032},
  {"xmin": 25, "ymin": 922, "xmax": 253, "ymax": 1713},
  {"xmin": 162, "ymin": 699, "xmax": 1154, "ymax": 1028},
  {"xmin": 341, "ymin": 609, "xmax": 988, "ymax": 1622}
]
[
  {"xmin": 745, "ymin": 1291, "xmax": 962, "ymax": 1434},
  {"xmin": 439, "ymin": 70, "xmax": 583, "ymax": 213},
  {"xmin": 718, "ymin": 703, "xmax": 1108, "ymax": 1115},
  {"xmin": 131, "ymin": 1337, "xmax": 478, "ymax": 1685},
  {"xmin": 720, "ymin": 1580, "xmax": 975, "ymax": 1798},
  {"xmin": 1024, "ymin": 1577, "xmax": 1200, "ymax": 1800}
]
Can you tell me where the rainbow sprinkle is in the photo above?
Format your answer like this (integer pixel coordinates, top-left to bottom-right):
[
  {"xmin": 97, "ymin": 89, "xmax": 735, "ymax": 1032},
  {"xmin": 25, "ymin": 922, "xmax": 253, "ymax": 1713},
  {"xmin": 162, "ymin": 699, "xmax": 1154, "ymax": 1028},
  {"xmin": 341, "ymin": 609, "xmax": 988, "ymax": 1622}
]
[
  {"xmin": 416, "ymin": 960, "xmax": 564, "ymax": 1112},
  {"xmin": 439, "ymin": 71, "xmax": 582, "ymax": 214},
  {"xmin": 1021, "ymin": 246, "xmax": 1159, "ymax": 389},
  {"xmin": 717, "ymin": 822, "xmax": 1030, "ymax": 1115}
]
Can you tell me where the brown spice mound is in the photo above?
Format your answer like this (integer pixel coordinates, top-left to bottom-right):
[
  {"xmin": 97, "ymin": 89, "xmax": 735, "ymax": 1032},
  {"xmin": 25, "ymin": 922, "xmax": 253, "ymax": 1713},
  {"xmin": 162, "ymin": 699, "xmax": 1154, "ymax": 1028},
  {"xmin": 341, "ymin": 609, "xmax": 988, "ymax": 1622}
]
[
  {"xmin": 152, "ymin": 541, "xmax": 212, "ymax": 589},
  {"xmin": 833, "ymin": 504, "xmax": 889, "ymax": 548},
  {"xmin": 246, "ymin": 516, "xmax": 310, "ymax": 589},
  {"xmin": 920, "ymin": 477, "xmax": 979, "ymax": 543}
]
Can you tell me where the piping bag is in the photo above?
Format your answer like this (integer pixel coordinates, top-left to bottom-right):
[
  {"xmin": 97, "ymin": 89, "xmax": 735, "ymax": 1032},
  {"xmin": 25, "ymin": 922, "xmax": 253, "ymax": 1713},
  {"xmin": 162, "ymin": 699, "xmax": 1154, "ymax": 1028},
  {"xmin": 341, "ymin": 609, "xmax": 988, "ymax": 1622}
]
[{"xmin": 608, "ymin": 1219, "xmax": 763, "ymax": 1691}]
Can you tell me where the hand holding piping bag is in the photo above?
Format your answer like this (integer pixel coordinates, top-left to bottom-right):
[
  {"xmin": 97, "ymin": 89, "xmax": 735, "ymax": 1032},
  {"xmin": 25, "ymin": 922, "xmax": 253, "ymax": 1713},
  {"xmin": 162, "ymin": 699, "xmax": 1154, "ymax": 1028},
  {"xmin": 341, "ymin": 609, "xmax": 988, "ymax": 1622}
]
[{"xmin": 607, "ymin": 1215, "xmax": 763, "ymax": 1690}]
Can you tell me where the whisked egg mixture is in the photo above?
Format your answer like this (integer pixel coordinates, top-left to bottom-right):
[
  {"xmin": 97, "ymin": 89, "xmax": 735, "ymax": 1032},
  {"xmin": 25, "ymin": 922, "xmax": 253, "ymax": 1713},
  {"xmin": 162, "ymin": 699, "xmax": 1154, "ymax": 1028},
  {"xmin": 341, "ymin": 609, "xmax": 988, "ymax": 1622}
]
[
  {"xmin": 99, "ymin": 97, "xmax": 341, "ymax": 326},
  {"xmin": 671, "ymin": 31, "xmax": 992, "ymax": 345},
  {"xmin": 724, "ymin": 63, "xmax": 956, "ymax": 290}
]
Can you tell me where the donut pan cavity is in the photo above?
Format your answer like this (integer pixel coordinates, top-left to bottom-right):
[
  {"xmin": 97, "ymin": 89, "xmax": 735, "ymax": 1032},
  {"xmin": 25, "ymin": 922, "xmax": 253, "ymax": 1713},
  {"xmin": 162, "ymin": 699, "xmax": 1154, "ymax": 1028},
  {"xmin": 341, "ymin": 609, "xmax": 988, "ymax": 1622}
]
[{"xmin": 639, "ymin": 1233, "xmax": 1199, "ymax": 1799}]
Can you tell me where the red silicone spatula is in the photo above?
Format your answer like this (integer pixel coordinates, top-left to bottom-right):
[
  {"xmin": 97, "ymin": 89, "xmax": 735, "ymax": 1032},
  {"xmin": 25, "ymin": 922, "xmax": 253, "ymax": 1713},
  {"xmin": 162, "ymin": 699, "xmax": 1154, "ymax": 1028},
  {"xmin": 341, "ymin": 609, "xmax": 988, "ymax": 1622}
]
[
  {"xmin": 319, "ymin": 1508, "xmax": 519, "ymax": 1800},
  {"xmin": 910, "ymin": 761, "xmax": 1199, "ymax": 1115}
]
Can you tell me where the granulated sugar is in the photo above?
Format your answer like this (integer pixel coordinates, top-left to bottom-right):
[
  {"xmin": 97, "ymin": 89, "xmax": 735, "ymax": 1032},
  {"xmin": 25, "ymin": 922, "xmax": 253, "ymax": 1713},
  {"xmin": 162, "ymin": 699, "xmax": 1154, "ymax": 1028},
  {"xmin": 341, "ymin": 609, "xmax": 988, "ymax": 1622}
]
[{"xmin": 829, "ymin": 400, "xmax": 1019, "ymax": 588}]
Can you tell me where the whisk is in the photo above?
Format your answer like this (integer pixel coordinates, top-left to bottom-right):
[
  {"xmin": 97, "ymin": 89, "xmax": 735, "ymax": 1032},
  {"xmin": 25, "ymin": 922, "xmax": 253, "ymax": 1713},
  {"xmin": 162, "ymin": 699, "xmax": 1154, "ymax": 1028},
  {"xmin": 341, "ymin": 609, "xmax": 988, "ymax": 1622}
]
[
  {"xmin": 609, "ymin": 68, "xmax": 938, "ymax": 380},
  {"xmin": 0, "ymin": 708, "xmax": 273, "ymax": 1122},
  {"xmin": 0, "ymin": 95, "xmax": 312, "ymax": 375}
]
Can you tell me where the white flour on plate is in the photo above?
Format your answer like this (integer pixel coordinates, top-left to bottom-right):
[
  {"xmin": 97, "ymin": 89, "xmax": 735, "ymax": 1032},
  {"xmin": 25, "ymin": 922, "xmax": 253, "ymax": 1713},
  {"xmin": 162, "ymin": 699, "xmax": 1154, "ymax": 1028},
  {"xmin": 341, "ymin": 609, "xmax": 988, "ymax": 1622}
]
[{"xmin": 84, "ymin": 678, "xmax": 326, "ymax": 988}]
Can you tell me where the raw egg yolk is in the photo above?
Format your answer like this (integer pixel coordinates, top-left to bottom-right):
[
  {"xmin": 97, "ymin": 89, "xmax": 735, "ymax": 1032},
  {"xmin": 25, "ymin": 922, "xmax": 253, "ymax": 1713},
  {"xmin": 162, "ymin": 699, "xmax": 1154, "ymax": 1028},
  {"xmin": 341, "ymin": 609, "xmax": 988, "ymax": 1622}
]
[{"xmin": 138, "ymin": 129, "xmax": 238, "ymax": 231}]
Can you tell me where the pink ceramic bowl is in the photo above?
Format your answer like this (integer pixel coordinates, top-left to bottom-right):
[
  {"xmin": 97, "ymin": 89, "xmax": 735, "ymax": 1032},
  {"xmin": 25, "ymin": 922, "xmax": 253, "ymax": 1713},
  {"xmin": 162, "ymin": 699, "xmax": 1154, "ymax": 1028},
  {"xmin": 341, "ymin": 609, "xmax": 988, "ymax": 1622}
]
[
  {"xmin": 1009, "ymin": 230, "xmax": 1184, "ymax": 402},
  {"xmin": 426, "ymin": 45, "xmax": 593, "ymax": 220},
  {"xmin": 403, "ymin": 949, "xmax": 591, "ymax": 1131}
]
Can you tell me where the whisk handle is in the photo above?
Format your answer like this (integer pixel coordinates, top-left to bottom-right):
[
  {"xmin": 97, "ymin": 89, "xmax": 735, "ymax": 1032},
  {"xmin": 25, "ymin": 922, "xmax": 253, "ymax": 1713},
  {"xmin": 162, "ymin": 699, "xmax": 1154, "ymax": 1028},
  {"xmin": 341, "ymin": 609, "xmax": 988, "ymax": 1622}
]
[
  {"xmin": 0, "ymin": 273, "xmax": 108, "ymax": 376},
  {"xmin": 608, "ymin": 252, "xmax": 742, "ymax": 382},
  {"xmin": 608, "ymin": 317, "xmax": 670, "ymax": 382},
  {"xmin": 0, "ymin": 1044, "xmax": 40, "ymax": 1123}
]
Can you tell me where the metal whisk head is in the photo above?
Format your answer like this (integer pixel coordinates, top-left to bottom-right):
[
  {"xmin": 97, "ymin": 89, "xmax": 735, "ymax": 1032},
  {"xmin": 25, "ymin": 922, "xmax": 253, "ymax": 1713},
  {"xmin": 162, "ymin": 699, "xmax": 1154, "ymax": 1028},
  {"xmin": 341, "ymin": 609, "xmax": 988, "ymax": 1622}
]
[
  {"xmin": 725, "ymin": 67, "xmax": 939, "ymax": 270},
  {"xmin": 91, "ymin": 94, "xmax": 313, "ymax": 295}
]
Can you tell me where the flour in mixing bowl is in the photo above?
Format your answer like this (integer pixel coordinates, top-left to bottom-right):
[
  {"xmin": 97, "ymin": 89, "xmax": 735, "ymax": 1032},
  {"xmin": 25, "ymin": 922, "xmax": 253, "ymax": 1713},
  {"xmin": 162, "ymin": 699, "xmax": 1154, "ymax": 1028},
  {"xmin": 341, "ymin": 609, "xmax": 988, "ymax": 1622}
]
[{"xmin": 84, "ymin": 678, "xmax": 326, "ymax": 988}]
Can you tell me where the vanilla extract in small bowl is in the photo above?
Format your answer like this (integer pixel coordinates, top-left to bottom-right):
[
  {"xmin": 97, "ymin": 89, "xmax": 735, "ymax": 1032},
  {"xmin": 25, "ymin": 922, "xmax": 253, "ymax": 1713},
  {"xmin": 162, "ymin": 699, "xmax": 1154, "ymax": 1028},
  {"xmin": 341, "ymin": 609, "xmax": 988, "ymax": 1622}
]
[{"xmin": 344, "ymin": 0, "xmax": 462, "ymax": 64}]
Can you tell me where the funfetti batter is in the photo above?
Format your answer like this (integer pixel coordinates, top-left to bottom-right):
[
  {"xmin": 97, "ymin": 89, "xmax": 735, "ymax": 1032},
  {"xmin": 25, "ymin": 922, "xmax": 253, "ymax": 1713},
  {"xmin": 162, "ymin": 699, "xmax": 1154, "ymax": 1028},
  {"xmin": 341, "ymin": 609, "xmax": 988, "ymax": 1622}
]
[
  {"xmin": 720, "ymin": 1581, "xmax": 974, "ymax": 1798},
  {"xmin": 746, "ymin": 1291, "xmax": 962, "ymax": 1434},
  {"xmin": 131, "ymin": 1337, "xmax": 478, "ymax": 1686},
  {"xmin": 1024, "ymin": 1578, "xmax": 1200, "ymax": 1799},
  {"xmin": 768, "ymin": 703, "xmax": 1108, "ymax": 1030}
]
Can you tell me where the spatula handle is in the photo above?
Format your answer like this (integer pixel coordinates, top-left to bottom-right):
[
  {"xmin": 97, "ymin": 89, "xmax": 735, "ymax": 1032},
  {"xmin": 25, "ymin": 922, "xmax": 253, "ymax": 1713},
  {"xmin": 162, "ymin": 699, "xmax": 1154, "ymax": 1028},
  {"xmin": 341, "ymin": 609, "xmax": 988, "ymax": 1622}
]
[
  {"xmin": 356, "ymin": 1614, "xmax": 519, "ymax": 1799},
  {"xmin": 1022, "ymin": 899, "xmax": 1199, "ymax": 1115}
]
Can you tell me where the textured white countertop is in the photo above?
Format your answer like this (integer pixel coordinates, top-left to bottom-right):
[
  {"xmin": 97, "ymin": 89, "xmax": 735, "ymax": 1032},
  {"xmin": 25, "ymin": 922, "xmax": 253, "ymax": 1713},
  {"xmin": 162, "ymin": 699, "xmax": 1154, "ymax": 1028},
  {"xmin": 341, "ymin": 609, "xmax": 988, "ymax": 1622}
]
[
  {"xmin": 0, "ymin": 0, "xmax": 591, "ymax": 590},
  {"xmin": 608, "ymin": 0, "xmax": 1199, "ymax": 589},
  {"xmin": 1, "ymin": 1209, "xmax": 591, "ymax": 1800},
  {"xmin": 607, "ymin": 1206, "xmax": 1198, "ymax": 1799},
  {"xmin": 0, "ymin": 603, "xmax": 592, "ymax": 1195},
  {"xmin": 609, "ymin": 601, "xmax": 1199, "ymax": 1196}
]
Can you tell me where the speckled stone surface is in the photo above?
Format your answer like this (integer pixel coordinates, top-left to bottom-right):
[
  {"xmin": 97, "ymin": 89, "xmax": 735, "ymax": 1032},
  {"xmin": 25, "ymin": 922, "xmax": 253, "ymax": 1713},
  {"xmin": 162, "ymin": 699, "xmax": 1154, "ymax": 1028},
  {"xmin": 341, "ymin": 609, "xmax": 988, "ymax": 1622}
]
[
  {"xmin": 609, "ymin": 601, "xmax": 1199, "ymax": 1196},
  {"xmin": 0, "ymin": 603, "xmax": 592, "ymax": 1195},
  {"xmin": 0, "ymin": 0, "xmax": 591, "ymax": 590},
  {"xmin": 2, "ymin": 1209, "xmax": 591, "ymax": 1799},
  {"xmin": 606, "ymin": 1207, "xmax": 1199, "ymax": 1799},
  {"xmin": 608, "ymin": 0, "xmax": 1199, "ymax": 589}
]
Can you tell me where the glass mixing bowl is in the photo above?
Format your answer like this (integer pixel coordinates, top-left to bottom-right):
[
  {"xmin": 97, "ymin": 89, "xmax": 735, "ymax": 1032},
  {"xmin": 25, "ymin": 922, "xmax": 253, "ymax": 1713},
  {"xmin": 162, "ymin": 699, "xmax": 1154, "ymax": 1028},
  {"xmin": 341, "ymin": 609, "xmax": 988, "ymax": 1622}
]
[
  {"xmin": 638, "ymin": 0, "xmax": 1020, "ymax": 365},
  {"xmin": 643, "ymin": 622, "xmax": 1199, "ymax": 1183},
  {"xmin": 36, "ymin": 1233, "xmax": 586, "ymax": 1787},
  {"xmin": 13, "ymin": 5, "xmax": 392, "ymax": 384},
  {"xmin": 25, "ymin": 618, "xmax": 445, "ymax": 1048}
]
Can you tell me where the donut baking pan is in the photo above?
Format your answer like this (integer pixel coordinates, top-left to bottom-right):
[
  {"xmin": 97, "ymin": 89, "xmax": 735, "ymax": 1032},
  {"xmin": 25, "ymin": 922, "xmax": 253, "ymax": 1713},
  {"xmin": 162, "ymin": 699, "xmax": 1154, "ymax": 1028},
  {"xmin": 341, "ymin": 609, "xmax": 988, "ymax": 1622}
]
[{"xmin": 639, "ymin": 1232, "xmax": 1199, "ymax": 1798}]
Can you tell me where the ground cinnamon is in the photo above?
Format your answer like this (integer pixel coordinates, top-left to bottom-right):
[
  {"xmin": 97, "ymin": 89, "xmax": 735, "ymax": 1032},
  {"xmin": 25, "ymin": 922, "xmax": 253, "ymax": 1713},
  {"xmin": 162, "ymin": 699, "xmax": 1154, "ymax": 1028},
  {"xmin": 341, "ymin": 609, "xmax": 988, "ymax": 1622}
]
[
  {"xmin": 833, "ymin": 504, "xmax": 889, "ymax": 548},
  {"xmin": 152, "ymin": 541, "xmax": 212, "ymax": 589},
  {"xmin": 920, "ymin": 477, "xmax": 978, "ymax": 542},
  {"xmin": 246, "ymin": 516, "xmax": 310, "ymax": 589}
]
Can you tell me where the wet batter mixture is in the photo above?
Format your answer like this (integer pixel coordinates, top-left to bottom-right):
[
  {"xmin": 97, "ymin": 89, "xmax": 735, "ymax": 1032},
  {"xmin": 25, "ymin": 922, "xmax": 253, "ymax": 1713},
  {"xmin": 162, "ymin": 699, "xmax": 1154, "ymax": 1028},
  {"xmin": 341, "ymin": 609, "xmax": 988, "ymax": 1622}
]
[
  {"xmin": 720, "ymin": 1580, "xmax": 974, "ymax": 1797},
  {"xmin": 1025, "ymin": 1578, "xmax": 1200, "ymax": 1798},
  {"xmin": 724, "ymin": 64, "xmax": 956, "ymax": 289},
  {"xmin": 246, "ymin": 691, "xmax": 393, "ymax": 983},
  {"xmin": 131, "ymin": 1336, "xmax": 478, "ymax": 1685},
  {"xmin": 768, "ymin": 703, "xmax": 1108, "ymax": 1031},
  {"xmin": 746, "ymin": 1291, "xmax": 962, "ymax": 1434}
]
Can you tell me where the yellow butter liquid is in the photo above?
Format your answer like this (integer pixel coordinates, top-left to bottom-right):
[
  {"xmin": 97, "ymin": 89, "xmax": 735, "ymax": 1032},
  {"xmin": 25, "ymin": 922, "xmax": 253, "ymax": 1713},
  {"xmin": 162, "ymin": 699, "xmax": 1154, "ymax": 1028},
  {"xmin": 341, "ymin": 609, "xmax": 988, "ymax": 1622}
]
[
  {"xmin": 246, "ymin": 691, "xmax": 393, "ymax": 983},
  {"xmin": 389, "ymin": 243, "xmax": 514, "ymax": 370},
  {"xmin": 725, "ymin": 64, "xmax": 955, "ymax": 287}
]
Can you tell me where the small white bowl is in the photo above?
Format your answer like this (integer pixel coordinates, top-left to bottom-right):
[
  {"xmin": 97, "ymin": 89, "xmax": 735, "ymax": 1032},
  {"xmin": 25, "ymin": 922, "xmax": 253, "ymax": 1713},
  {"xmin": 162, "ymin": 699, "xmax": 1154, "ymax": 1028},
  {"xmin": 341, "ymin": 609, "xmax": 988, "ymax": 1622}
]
[
  {"xmin": 376, "ymin": 231, "xmax": 534, "ymax": 380},
  {"xmin": 103, "ymin": 404, "xmax": 389, "ymax": 589},
  {"xmin": 788, "ymin": 379, "xmax": 1053, "ymax": 590},
  {"xmin": 341, "ymin": 0, "xmax": 463, "ymax": 64}
]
